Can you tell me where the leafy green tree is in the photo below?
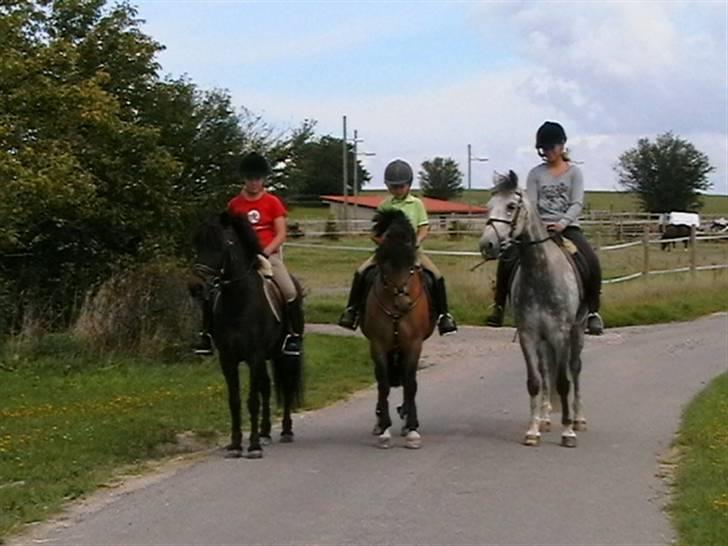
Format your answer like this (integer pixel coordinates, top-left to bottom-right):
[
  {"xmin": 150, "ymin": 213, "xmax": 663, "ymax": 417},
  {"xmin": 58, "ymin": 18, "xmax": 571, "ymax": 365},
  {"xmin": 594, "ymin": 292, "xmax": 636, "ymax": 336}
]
[
  {"xmin": 419, "ymin": 157, "xmax": 464, "ymax": 200},
  {"xmin": 281, "ymin": 135, "xmax": 370, "ymax": 198},
  {"xmin": 615, "ymin": 132, "xmax": 714, "ymax": 212}
]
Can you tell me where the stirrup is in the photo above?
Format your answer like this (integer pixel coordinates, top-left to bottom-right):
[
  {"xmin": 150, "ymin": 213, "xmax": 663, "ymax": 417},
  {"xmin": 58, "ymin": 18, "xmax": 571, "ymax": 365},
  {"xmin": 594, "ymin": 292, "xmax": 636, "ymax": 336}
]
[
  {"xmin": 281, "ymin": 334, "xmax": 302, "ymax": 356},
  {"xmin": 437, "ymin": 313, "xmax": 458, "ymax": 336}
]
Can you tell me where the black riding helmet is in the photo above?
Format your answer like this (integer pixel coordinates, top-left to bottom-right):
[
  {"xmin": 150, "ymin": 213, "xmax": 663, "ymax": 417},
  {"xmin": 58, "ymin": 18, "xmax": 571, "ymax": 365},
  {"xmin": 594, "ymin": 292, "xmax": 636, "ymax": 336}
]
[
  {"xmin": 384, "ymin": 159, "xmax": 413, "ymax": 187},
  {"xmin": 240, "ymin": 151, "xmax": 271, "ymax": 179},
  {"xmin": 536, "ymin": 121, "xmax": 567, "ymax": 150}
]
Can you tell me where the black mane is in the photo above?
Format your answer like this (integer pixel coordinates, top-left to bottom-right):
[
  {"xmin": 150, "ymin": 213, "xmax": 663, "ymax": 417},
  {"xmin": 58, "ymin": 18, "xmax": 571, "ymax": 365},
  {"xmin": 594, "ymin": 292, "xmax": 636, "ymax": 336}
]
[
  {"xmin": 226, "ymin": 212, "xmax": 263, "ymax": 259},
  {"xmin": 373, "ymin": 209, "xmax": 417, "ymax": 271}
]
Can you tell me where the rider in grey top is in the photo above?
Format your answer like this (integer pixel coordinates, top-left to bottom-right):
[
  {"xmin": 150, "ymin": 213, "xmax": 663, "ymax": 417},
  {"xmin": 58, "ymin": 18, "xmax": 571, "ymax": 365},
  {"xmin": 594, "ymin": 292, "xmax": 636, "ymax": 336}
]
[
  {"xmin": 526, "ymin": 163, "xmax": 584, "ymax": 229},
  {"xmin": 486, "ymin": 121, "xmax": 604, "ymax": 335}
]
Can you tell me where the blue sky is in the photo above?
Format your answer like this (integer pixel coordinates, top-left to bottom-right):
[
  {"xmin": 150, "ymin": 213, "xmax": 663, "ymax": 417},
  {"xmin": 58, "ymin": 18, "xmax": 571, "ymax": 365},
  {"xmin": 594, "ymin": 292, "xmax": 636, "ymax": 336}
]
[{"xmin": 136, "ymin": 1, "xmax": 728, "ymax": 194}]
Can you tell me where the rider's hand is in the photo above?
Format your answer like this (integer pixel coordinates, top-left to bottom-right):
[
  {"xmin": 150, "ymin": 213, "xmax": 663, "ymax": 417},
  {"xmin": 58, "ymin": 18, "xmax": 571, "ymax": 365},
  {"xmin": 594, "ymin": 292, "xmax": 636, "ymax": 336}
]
[{"xmin": 547, "ymin": 223, "xmax": 566, "ymax": 234}]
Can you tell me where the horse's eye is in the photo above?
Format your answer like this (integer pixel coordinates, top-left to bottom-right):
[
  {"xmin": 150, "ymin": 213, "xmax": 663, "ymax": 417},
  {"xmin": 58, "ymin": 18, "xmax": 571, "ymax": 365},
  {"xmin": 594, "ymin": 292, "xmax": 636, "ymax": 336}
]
[{"xmin": 506, "ymin": 202, "xmax": 517, "ymax": 212}]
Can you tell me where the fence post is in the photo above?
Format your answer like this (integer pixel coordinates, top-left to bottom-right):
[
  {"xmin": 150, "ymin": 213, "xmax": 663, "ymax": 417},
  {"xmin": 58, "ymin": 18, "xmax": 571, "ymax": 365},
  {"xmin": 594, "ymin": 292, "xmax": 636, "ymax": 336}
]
[
  {"xmin": 690, "ymin": 225, "xmax": 697, "ymax": 276},
  {"xmin": 642, "ymin": 225, "xmax": 650, "ymax": 277}
]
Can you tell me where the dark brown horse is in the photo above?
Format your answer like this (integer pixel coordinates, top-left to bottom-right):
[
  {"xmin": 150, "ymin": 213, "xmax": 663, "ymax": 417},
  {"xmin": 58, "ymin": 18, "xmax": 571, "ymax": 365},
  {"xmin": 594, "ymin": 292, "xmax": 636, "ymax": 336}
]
[
  {"xmin": 661, "ymin": 224, "xmax": 691, "ymax": 251},
  {"xmin": 360, "ymin": 210, "xmax": 435, "ymax": 449},
  {"xmin": 191, "ymin": 212, "xmax": 304, "ymax": 459}
]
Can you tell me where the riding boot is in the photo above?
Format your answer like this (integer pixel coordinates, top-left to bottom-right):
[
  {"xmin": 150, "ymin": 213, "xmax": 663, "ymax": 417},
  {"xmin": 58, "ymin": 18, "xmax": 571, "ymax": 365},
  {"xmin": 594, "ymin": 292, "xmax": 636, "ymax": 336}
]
[
  {"xmin": 338, "ymin": 272, "xmax": 365, "ymax": 330},
  {"xmin": 194, "ymin": 298, "xmax": 214, "ymax": 356},
  {"xmin": 485, "ymin": 259, "xmax": 512, "ymax": 327},
  {"xmin": 433, "ymin": 278, "xmax": 457, "ymax": 335},
  {"xmin": 282, "ymin": 299, "xmax": 304, "ymax": 356}
]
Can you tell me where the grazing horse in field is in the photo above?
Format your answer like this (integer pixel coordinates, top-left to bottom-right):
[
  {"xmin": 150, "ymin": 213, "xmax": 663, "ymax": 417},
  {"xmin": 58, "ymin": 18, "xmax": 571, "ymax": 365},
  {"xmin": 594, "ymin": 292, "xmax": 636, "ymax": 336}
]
[
  {"xmin": 660, "ymin": 224, "xmax": 691, "ymax": 251},
  {"xmin": 479, "ymin": 171, "xmax": 587, "ymax": 447},
  {"xmin": 191, "ymin": 212, "xmax": 304, "ymax": 458},
  {"xmin": 361, "ymin": 210, "xmax": 435, "ymax": 449}
]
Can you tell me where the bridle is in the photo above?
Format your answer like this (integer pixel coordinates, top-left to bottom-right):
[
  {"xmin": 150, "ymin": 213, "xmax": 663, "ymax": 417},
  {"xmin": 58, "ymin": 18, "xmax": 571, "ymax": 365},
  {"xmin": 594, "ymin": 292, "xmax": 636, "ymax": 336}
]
[{"xmin": 485, "ymin": 190, "xmax": 553, "ymax": 258}]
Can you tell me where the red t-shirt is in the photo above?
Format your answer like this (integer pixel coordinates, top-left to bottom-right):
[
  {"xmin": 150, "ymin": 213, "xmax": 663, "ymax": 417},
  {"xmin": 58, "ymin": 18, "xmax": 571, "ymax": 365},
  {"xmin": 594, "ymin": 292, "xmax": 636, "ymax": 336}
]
[{"xmin": 227, "ymin": 192, "xmax": 287, "ymax": 249}]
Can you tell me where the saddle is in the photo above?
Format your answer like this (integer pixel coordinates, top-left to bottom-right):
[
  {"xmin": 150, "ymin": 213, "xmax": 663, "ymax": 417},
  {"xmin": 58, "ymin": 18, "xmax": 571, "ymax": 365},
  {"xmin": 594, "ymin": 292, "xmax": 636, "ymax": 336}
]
[{"xmin": 256, "ymin": 255, "xmax": 283, "ymax": 323}]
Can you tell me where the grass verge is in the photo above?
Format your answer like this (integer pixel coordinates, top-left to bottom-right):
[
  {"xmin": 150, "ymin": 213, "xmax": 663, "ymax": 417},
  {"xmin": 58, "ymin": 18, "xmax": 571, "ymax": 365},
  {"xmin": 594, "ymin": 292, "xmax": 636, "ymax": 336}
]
[
  {"xmin": 0, "ymin": 333, "xmax": 372, "ymax": 541},
  {"xmin": 670, "ymin": 373, "xmax": 728, "ymax": 546}
]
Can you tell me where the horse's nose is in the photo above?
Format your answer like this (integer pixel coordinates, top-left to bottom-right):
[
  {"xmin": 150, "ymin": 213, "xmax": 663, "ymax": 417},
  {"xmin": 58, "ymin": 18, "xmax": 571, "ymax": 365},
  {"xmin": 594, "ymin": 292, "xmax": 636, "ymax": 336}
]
[{"xmin": 479, "ymin": 238, "xmax": 496, "ymax": 258}]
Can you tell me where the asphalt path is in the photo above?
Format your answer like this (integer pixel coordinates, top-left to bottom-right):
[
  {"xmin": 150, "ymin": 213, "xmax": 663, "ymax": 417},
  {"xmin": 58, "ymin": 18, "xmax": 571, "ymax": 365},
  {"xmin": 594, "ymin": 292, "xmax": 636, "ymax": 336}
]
[{"xmin": 13, "ymin": 314, "xmax": 728, "ymax": 546}]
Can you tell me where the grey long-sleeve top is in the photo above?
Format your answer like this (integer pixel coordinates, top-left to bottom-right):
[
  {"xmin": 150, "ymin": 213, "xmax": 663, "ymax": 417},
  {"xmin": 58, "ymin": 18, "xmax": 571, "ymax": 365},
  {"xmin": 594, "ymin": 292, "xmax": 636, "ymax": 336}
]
[{"xmin": 525, "ymin": 163, "xmax": 584, "ymax": 228}]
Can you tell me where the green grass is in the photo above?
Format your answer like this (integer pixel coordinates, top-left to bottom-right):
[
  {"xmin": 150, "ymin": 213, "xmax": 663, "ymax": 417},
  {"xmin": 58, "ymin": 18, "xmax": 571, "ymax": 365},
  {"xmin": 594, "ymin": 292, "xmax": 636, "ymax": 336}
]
[
  {"xmin": 288, "ymin": 237, "xmax": 728, "ymax": 326},
  {"xmin": 0, "ymin": 334, "xmax": 373, "ymax": 540},
  {"xmin": 670, "ymin": 373, "xmax": 728, "ymax": 546}
]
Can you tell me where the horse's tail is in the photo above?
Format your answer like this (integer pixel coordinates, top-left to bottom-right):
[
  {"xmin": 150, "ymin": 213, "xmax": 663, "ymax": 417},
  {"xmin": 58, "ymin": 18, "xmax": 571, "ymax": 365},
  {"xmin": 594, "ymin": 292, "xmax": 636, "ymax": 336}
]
[{"xmin": 272, "ymin": 353, "xmax": 304, "ymax": 410}]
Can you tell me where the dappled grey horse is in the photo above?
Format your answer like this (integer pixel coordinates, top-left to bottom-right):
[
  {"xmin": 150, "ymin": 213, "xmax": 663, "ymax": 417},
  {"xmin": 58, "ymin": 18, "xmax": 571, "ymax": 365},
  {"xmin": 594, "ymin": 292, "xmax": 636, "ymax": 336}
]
[{"xmin": 479, "ymin": 171, "xmax": 587, "ymax": 447}]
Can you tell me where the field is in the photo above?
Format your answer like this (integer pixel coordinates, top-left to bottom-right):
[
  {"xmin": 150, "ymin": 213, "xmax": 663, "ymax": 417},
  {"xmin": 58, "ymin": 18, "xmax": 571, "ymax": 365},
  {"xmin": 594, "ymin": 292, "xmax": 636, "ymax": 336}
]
[
  {"xmin": 0, "ymin": 334, "xmax": 374, "ymax": 540},
  {"xmin": 671, "ymin": 373, "xmax": 728, "ymax": 546},
  {"xmin": 287, "ymin": 191, "xmax": 728, "ymax": 220}
]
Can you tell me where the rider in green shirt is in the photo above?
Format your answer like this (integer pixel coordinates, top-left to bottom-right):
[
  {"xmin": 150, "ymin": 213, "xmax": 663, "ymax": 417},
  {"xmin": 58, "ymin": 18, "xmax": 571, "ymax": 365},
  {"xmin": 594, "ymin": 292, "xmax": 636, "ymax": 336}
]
[{"xmin": 338, "ymin": 159, "xmax": 457, "ymax": 336}]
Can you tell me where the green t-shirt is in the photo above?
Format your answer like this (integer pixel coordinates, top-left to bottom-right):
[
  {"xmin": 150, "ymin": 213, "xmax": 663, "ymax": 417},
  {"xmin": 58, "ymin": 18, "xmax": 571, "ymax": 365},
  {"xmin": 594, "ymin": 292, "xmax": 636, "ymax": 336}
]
[{"xmin": 377, "ymin": 194, "xmax": 429, "ymax": 231}]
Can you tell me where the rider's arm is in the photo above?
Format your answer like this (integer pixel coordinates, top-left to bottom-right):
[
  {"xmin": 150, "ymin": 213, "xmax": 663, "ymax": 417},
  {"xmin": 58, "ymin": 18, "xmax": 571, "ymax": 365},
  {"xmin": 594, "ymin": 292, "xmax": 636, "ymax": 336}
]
[
  {"xmin": 263, "ymin": 216, "xmax": 287, "ymax": 257},
  {"xmin": 416, "ymin": 224, "xmax": 429, "ymax": 246},
  {"xmin": 558, "ymin": 167, "xmax": 584, "ymax": 229}
]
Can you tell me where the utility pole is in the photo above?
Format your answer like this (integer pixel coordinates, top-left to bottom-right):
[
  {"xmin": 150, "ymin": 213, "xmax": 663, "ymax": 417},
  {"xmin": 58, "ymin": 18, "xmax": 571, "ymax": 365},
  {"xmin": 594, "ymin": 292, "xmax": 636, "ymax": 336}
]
[
  {"xmin": 351, "ymin": 129, "xmax": 375, "ymax": 231},
  {"xmin": 342, "ymin": 115, "xmax": 348, "ymax": 230},
  {"xmin": 467, "ymin": 144, "xmax": 488, "ymax": 216}
]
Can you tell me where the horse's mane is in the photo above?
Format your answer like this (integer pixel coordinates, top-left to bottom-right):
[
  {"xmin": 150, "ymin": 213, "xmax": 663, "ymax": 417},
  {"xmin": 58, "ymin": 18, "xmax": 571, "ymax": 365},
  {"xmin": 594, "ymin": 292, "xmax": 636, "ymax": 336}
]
[
  {"xmin": 226, "ymin": 212, "xmax": 263, "ymax": 260},
  {"xmin": 373, "ymin": 209, "xmax": 417, "ymax": 270}
]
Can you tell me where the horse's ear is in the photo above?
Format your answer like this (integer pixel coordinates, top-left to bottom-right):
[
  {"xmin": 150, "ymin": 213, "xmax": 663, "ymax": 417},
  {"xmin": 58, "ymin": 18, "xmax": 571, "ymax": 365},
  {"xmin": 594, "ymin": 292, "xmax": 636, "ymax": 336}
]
[
  {"xmin": 219, "ymin": 211, "xmax": 231, "ymax": 227},
  {"xmin": 493, "ymin": 170, "xmax": 519, "ymax": 193}
]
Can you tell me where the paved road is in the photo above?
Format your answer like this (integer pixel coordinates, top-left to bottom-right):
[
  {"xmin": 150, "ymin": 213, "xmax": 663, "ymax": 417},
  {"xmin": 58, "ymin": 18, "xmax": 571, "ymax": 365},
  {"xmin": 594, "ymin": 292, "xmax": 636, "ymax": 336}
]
[{"xmin": 16, "ymin": 315, "xmax": 728, "ymax": 546}]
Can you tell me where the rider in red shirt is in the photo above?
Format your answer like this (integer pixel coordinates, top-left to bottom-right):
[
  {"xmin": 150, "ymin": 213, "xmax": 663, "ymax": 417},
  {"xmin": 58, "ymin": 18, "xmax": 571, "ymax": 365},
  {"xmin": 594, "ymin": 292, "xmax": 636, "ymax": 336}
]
[{"xmin": 195, "ymin": 152, "xmax": 303, "ymax": 356}]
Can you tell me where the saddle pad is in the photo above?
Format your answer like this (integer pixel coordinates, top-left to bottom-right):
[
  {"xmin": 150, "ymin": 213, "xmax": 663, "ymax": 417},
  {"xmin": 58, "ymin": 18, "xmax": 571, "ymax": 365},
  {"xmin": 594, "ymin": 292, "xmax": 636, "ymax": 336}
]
[
  {"xmin": 259, "ymin": 275, "xmax": 283, "ymax": 323},
  {"xmin": 256, "ymin": 254, "xmax": 274, "ymax": 278},
  {"xmin": 562, "ymin": 238, "xmax": 578, "ymax": 255}
]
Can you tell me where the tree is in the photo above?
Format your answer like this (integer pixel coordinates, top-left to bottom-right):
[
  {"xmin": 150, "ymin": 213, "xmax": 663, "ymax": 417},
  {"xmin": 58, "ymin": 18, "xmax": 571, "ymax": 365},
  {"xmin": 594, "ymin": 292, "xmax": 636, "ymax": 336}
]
[
  {"xmin": 615, "ymin": 132, "xmax": 714, "ymax": 212},
  {"xmin": 419, "ymin": 157, "xmax": 464, "ymax": 200},
  {"xmin": 282, "ymin": 135, "xmax": 370, "ymax": 198}
]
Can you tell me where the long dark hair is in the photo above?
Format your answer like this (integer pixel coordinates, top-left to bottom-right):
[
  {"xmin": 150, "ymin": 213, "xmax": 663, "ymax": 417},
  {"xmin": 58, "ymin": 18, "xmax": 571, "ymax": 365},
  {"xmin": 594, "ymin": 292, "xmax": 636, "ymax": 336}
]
[{"xmin": 373, "ymin": 209, "xmax": 417, "ymax": 271}]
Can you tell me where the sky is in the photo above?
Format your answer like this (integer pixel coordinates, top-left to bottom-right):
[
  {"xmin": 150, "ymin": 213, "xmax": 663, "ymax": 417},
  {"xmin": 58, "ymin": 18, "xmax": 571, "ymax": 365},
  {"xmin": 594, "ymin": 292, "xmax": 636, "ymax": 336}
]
[{"xmin": 135, "ymin": 0, "xmax": 728, "ymax": 193}]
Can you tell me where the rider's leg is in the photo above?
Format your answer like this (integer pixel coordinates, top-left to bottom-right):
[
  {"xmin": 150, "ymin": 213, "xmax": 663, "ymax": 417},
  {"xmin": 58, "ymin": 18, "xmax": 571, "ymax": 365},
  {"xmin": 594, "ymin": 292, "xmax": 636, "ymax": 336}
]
[
  {"xmin": 269, "ymin": 254, "xmax": 304, "ymax": 355},
  {"xmin": 563, "ymin": 227, "xmax": 603, "ymax": 335},
  {"xmin": 418, "ymin": 252, "xmax": 457, "ymax": 335},
  {"xmin": 189, "ymin": 277, "xmax": 214, "ymax": 356},
  {"xmin": 486, "ymin": 250, "xmax": 518, "ymax": 327},
  {"xmin": 338, "ymin": 255, "xmax": 375, "ymax": 330}
]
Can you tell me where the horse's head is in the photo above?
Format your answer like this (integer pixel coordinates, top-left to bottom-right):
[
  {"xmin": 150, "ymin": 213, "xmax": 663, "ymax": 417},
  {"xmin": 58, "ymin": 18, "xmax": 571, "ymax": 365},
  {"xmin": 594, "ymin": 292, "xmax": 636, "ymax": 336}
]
[
  {"xmin": 479, "ymin": 170, "xmax": 530, "ymax": 259},
  {"xmin": 373, "ymin": 209, "xmax": 418, "ymax": 308},
  {"xmin": 191, "ymin": 212, "xmax": 262, "ymax": 286}
]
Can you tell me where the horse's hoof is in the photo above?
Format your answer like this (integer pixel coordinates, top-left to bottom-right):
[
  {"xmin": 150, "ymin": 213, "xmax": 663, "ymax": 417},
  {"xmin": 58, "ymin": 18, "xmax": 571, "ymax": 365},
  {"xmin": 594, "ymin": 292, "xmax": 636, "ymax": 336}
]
[
  {"xmin": 573, "ymin": 420, "xmax": 587, "ymax": 432},
  {"xmin": 400, "ymin": 425, "xmax": 409, "ymax": 437},
  {"xmin": 225, "ymin": 448, "xmax": 243, "ymax": 459},
  {"xmin": 247, "ymin": 448, "xmax": 264, "ymax": 459},
  {"xmin": 372, "ymin": 425, "xmax": 385, "ymax": 436},
  {"xmin": 260, "ymin": 436, "xmax": 272, "ymax": 446},
  {"xmin": 405, "ymin": 430, "xmax": 421, "ymax": 449},
  {"xmin": 539, "ymin": 420, "xmax": 551, "ymax": 433},
  {"xmin": 561, "ymin": 434, "xmax": 578, "ymax": 448},
  {"xmin": 524, "ymin": 434, "xmax": 541, "ymax": 446},
  {"xmin": 377, "ymin": 429, "xmax": 392, "ymax": 449},
  {"xmin": 280, "ymin": 433, "xmax": 294, "ymax": 443}
]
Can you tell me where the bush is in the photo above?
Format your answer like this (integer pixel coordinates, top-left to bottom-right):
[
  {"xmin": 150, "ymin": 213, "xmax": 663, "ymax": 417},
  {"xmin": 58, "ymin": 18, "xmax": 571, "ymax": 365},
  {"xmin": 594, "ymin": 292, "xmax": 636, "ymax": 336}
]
[{"xmin": 74, "ymin": 260, "xmax": 198, "ymax": 359}]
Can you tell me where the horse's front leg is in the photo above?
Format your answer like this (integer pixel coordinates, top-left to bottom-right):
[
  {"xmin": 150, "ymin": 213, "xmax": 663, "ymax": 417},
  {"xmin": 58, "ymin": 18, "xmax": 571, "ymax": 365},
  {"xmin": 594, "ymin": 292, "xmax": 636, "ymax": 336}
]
[
  {"xmin": 259, "ymin": 364, "xmax": 272, "ymax": 445},
  {"xmin": 220, "ymin": 355, "xmax": 243, "ymax": 458},
  {"xmin": 371, "ymin": 347, "xmax": 393, "ymax": 448},
  {"xmin": 518, "ymin": 333, "xmax": 542, "ymax": 446},
  {"xmin": 401, "ymin": 347, "xmax": 422, "ymax": 449},
  {"xmin": 246, "ymin": 355, "xmax": 266, "ymax": 459}
]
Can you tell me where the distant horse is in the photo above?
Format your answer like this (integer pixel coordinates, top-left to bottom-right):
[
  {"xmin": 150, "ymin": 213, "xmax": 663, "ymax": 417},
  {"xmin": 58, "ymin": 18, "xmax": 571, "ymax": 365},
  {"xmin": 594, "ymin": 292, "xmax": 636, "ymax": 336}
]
[
  {"xmin": 191, "ymin": 212, "xmax": 304, "ymax": 458},
  {"xmin": 660, "ymin": 224, "xmax": 691, "ymax": 251},
  {"xmin": 361, "ymin": 209, "xmax": 435, "ymax": 449},
  {"xmin": 479, "ymin": 171, "xmax": 587, "ymax": 447}
]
